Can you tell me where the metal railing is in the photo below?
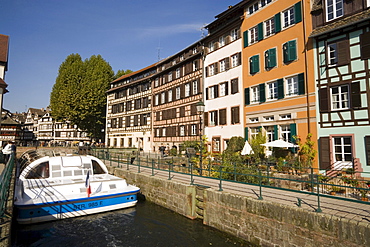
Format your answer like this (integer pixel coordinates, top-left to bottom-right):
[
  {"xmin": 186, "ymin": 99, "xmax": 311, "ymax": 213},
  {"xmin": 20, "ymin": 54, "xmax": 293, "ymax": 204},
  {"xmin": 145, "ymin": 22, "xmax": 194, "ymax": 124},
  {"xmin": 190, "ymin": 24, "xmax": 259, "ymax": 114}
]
[
  {"xmin": 0, "ymin": 154, "xmax": 15, "ymax": 219},
  {"xmin": 91, "ymin": 149, "xmax": 370, "ymax": 209}
]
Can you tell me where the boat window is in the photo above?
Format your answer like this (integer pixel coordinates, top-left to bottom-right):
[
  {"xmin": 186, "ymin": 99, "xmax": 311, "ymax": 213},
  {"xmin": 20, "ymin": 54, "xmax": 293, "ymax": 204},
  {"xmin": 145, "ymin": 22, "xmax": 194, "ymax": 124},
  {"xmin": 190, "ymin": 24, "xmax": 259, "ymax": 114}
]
[
  {"xmin": 92, "ymin": 160, "xmax": 105, "ymax": 174},
  {"xmin": 25, "ymin": 161, "xmax": 50, "ymax": 179}
]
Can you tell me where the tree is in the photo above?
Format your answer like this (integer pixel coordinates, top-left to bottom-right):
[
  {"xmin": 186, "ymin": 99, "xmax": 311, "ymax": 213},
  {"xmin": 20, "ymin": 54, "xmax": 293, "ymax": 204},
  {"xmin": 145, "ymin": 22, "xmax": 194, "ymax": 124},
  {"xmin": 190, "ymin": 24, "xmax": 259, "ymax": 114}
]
[
  {"xmin": 50, "ymin": 54, "xmax": 114, "ymax": 139},
  {"xmin": 113, "ymin": 69, "xmax": 133, "ymax": 80},
  {"xmin": 295, "ymin": 133, "xmax": 317, "ymax": 169},
  {"xmin": 222, "ymin": 136, "xmax": 246, "ymax": 163},
  {"xmin": 250, "ymin": 131, "xmax": 266, "ymax": 164}
]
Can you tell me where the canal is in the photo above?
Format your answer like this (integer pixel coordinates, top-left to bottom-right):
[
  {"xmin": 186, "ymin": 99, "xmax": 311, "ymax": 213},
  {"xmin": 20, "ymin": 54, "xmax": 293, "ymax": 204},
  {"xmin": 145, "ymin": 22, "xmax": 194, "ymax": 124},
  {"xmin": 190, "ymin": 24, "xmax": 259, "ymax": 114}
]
[{"xmin": 12, "ymin": 200, "xmax": 253, "ymax": 247}]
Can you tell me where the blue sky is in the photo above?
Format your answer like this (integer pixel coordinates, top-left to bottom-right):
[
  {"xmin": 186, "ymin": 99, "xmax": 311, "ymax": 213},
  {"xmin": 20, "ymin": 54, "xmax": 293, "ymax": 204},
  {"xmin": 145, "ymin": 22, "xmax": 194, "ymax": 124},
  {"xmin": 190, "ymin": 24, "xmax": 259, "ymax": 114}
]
[{"xmin": 1, "ymin": 0, "xmax": 239, "ymax": 113}]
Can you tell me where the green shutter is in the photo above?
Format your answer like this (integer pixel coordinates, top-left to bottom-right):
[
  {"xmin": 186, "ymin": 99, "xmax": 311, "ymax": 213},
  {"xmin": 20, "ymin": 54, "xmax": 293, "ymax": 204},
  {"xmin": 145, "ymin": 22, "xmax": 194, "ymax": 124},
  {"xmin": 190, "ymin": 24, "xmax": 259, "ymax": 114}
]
[
  {"xmin": 243, "ymin": 30, "xmax": 248, "ymax": 48},
  {"xmin": 290, "ymin": 123, "xmax": 297, "ymax": 143},
  {"xmin": 288, "ymin": 40, "xmax": 297, "ymax": 61},
  {"xmin": 295, "ymin": 1, "xmax": 302, "ymax": 23},
  {"xmin": 274, "ymin": 13, "xmax": 281, "ymax": 33},
  {"xmin": 298, "ymin": 73, "xmax": 305, "ymax": 95},
  {"xmin": 245, "ymin": 127, "xmax": 249, "ymax": 141},
  {"xmin": 259, "ymin": 83, "xmax": 266, "ymax": 103},
  {"xmin": 283, "ymin": 42, "xmax": 288, "ymax": 63},
  {"xmin": 269, "ymin": 48, "xmax": 276, "ymax": 68},
  {"xmin": 258, "ymin": 22, "xmax": 264, "ymax": 41},
  {"xmin": 250, "ymin": 55, "xmax": 259, "ymax": 74},
  {"xmin": 244, "ymin": 87, "xmax": 250, "ymax": 105},
  {"xmin": 273, "ymin": 125, "xmax": 278, "ymax": 141},
  {"xmin": 277, "ymin": 79, "xmax": 284, "ymax": 99}
]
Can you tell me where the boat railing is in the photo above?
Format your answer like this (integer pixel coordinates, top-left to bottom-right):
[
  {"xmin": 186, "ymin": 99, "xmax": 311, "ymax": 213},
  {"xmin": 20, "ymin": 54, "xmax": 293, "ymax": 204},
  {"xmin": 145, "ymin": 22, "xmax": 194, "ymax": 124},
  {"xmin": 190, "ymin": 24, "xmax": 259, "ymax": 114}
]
[{"xmin": 0, "ymin": 154, "xmax": 15, "ymax": 219}]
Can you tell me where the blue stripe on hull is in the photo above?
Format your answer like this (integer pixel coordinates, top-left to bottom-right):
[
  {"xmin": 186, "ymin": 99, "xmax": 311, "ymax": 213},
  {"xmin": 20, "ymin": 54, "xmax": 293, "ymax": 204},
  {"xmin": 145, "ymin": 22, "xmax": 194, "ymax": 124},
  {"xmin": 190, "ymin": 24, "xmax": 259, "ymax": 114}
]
[{"xmin": 16, "ymin": 192, "xmax": 138, "ymax": 222}]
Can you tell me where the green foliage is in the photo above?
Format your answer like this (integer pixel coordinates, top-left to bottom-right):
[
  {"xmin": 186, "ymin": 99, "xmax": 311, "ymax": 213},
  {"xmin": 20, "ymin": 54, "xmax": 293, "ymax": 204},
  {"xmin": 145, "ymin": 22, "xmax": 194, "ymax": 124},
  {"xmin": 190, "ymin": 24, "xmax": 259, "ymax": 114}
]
[
  {"xmin": 295, "ymin": 133, "xmax": 317, "ymax": 169},
  {"xmin": 50, "ymin": 54, "xmax": 115, "ymax": 139},
  {"xmin": 250, "ymin": 131, "xmax": 266, "ymax": 163},
  {"xmin": 113, "ymin": 69, "xmax": 133, "ymax": 81},
  {"xmin": 223, "ymin": 136, "xmax": 248, "ymax": 163}
]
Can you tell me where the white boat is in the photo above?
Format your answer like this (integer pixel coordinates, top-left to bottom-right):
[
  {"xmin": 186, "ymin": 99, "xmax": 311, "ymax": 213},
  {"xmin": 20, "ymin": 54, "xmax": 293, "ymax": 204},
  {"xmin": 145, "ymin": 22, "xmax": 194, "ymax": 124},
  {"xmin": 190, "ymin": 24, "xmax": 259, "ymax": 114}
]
[{"xmin": 14, "ymin": 149, "xmax": 140, "ymax": 224}]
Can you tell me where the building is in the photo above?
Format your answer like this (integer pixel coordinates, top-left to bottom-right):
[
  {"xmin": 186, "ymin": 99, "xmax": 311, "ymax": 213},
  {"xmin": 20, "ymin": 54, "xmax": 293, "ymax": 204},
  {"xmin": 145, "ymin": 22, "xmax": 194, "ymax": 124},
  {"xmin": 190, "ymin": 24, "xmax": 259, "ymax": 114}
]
[
  {"xmin": 0, "ymin": 110, "xmax": 22, "ymax": 145},
  {"xmin": 203, "ymin": 3, "xmax": 245, "ymax": 153},
  {"xmin": 241, "ymin": 0, "xmax": 317, "ymax": 164},
  {"xmin": 310, "ymin": 0, "xmax": 370, "ymax": 173},
  {"xmin": 152, "ymin": 42, "xmax": 204, "ymax": 153},
  {"xmin": 106, "ymin": 65, "xmax": 155, "ymax": 151}
]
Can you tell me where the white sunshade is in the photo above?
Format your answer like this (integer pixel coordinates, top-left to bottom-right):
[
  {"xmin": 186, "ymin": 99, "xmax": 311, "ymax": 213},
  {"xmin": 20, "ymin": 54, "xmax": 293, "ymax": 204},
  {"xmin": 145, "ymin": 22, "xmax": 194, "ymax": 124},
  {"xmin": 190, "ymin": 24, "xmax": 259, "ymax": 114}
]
[
  {"xmin": 241, "ymin": 140, "xmax": 254, "ymax": 155},
  {"xmin": 261, "ymin": 139, "xmax": 298, "ymax": 148}
]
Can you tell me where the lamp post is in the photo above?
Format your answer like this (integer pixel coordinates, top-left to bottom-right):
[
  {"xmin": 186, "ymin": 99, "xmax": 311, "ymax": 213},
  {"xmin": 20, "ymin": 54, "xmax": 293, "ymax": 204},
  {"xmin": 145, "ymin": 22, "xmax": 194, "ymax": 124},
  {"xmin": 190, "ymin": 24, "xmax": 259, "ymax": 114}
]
[{"xmin": 196, "ymin": 101, "xmax": 205, "ymax": 176}]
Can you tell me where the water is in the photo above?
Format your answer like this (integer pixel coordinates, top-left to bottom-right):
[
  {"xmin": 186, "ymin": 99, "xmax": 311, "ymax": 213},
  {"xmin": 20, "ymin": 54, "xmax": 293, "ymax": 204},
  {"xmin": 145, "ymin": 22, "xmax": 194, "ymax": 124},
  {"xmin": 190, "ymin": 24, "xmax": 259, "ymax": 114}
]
[{"xmin": 12, "ymin": 201, "xmax": 253, "ymax": 247}]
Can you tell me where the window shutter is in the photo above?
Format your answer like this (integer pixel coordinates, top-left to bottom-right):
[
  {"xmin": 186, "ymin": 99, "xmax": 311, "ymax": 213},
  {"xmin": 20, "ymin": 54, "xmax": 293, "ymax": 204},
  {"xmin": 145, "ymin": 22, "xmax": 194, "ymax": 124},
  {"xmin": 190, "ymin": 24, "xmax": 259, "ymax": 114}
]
[
  {"xmin": 245, "ymin": 87, "xmax": 250, "ymax": 105},
  {"xmin": 205, "ymin": 87, "xmax": 209, "ymax": 100},
  {"xmin": 294, "ymin": 1, "xmax": 302, "ymax": 23},
  {"xmin": 259, "ymin": 83, "xmax": 266, "ymax": 103},
  {"xmin": 225, "ymin": 82, "xmax": 229, "ymax": 95},
  {"xmin": 360, "ymin": 32, "xmax": 370, "ymax": 60},
  {"xmin": 243, "ymin": 30, "xmax": 248, "ymax": 47},
  {"xmin": 219, "ymin": 109, "xmax": 227, "ymax": 125},
  {"xmin": 274, "ymin": 13, "xmax": 281, "ymax": 33},
  {"xmin": 319, "ymin": 88, "xmax": 329, "ymax": 112},
  {"xmin": 238, "ymin": 52, "xmax": 242, "ymax": 66},
  {"xmin": 277, "ymin": 78, "xmax": 284, "ymax": 99},
  {"xmin": 319, "ymin": 137, "xmax": 331, "ymax": 170},
  {"xmin": 266, "ymin": 48, "xmax": 276, "ymax": 68},
  {"xmin": 283, "ymin": 42, "xmax": 288, "ymax": 63},
  {"xmin": 204, "ymin": 112, "xmax": 209, "ymax": 127},
  {"xmin": 258, "ymin": 22, "xmax": 264, "ymax": 41},
  {"xmin": 298, "ymin": 73, "xmax": 305, "ymax": 95},
  {"xmin": 215, "ymin": 111, "xmax": 218, "ymax": 126},
  {"xmin": 205, "ymin": 66, "xmax": 209, "ymax": 77},
  {"xmin": 337, "ymin": 39, "xmax": 350, "ymax": 65},
  {"xmin": 214, "ymin": 62, "xmax": 219, "ymax": 74},
  {"xmin": 365, "ymin": 136, "xmax": 370, "ymax": 166},
  {"xmin": 225, "ymin": 57, "xmax": 230, "ymax": 70},
  {"xmin": 288, "ymin": 40, "xmax": 297, "ymax": 61},
  {"xmin": 244, "ymin": 127, "xmax": 248, "ymax": 141},
  {"xmin": 250, "ymin": 55, "xmax": 259, "ymax": 74},
  {"xmin": 273, "ymin": 125, "xmax": 278, "ymax": 140},
  {"xmin": 214, "ymin": 85, "xmax": 219, "ymax": 98},
  {"xmin": 290, "ymin": 123, "xmax": 297, "ymax": 143},
  {"xmin": 351, "ymin": 81, "xmax": 361, "ymax": 109}
]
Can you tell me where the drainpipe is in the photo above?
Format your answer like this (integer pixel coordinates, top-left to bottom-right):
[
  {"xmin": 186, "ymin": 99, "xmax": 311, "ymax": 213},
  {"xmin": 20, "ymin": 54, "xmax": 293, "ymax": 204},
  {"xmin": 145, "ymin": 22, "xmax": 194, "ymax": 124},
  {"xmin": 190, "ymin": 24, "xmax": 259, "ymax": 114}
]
[{"xmin": 302, "ymin": 0, "xmax": 311, "ymax": 134}]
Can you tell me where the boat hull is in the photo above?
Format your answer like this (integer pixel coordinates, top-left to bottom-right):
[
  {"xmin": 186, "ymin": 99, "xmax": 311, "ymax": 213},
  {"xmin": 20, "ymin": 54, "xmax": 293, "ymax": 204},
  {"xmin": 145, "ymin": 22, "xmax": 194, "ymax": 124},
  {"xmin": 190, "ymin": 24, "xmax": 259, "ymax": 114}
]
[{"xmin": 15, "ymin": 190, "xmax": 139, "ymax": 224}]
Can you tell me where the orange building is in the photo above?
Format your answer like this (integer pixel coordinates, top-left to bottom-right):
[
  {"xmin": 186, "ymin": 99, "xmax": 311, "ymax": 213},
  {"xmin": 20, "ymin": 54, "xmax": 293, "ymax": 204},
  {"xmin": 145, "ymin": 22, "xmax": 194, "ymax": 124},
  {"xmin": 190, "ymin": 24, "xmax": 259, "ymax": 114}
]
[{"xmin": 241, "ymin": 0, "xmax": 317, "ymax": 167}]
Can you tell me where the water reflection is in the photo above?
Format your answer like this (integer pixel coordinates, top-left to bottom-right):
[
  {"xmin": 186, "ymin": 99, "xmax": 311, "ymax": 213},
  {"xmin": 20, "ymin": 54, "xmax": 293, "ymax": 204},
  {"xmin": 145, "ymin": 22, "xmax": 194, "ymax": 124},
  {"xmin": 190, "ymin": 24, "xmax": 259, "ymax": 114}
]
[{"xmin": 13, "ymin": 201, "xmax": 253, "ymax": 247}]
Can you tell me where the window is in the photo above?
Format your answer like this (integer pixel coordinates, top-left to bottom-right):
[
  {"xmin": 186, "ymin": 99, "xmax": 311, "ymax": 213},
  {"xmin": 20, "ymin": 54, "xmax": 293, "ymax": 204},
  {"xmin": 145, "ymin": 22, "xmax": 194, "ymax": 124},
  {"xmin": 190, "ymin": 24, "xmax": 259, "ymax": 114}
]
[
  {"xmin": 176, "ymin": 68, "xmax": 181, "ymax": 78},
  {"xmin": 231, "ymin": 28, "xmax": 239, "ymax": 41},
  {"xmin": 265, "ymin": 48, "xmax": 276, "ymax": 69},
  {"xmin": 333, "ymin": 136, "xmax": 352, "ymax": 162},
  {"xmin": 180, "ymin": 126, "xmax": 185, "ymax": 136},
  {"xmin": 231, "ymin": 78, "xmax": 239, "ymax": 94},
  {"xmin": 161, "ymin": 92, "xmax": 166, "ymax": 104},
  {"xmin": 192, "ymin": 81, "xmax": 198, "ymax": 95},
  {"xmin": 209, "ymin": 41, "xmax": 215, "ymax": 52},
  {"xmin": 231, "ymin": 106, "xmax": 240, "ymax": 124},
  {"xmin": 360, "ymin": 32, "xmax": 370, "ymax": 60},
  {"xmin": 185, "ymin": 83, "xmax": 190, "ymax": 97},
  {"xmin": 265, "ymin": 18, "xmax": 275, "ymax": 37},
  {"xmin": 26, "ymin": 162, "xmax": 50, "ymax": 179},
  {"xmin": 250, "ymin": 127, "xmax": 260, "ymax": 139},
  {"xmin": 267, "ymin": 81, "xmax": 278, "ymax": 100},
  {"xmin": 176, "ymin": 86, "xmax": 181, "ymax": 100},
  {"xmin": 168, "ymin": 72, "xmax": 172, "ymax": 82},
  {"xmin": 212, "ymin": 137, "xmax": 221, "ymax": 152},
  {"xmin": 168, "ymin": 90, "xmax": 173, "ymax": 102},
  {"xmin": 279, "ymin": 114, "xmax": 291, "ymax": 120},
  {"xmin": 331, "ymin": 85, "xmax": 349, "ymax": 110},
  {"xmin": 281, "ymin": 125, "xmax": 291, "ymax": 141},
  {"xmin": 219, "ymin": 82, "xmax": 228, "ymax": 97},
  {"xmin": 193, "ymin": 47, "xmax": 197, "ymax": 54},
  {"xmin": 193, "ymin": 60, "xmax": 198, "ymax": 71},
  {"xmin": 327, "ymin": 39, "xmax": 349, "ymax": 66},
  {"xmin": 328, "ymin": 43, "xmax": 337, "ymax": 65},
  {"xmin": 220, "ymin": 59, "xmax": 226, "ymax": 72},
  {"xmin": 250, "ymin": 26, "xmax": 258, "ymax": 44},
  {"xmin": 219, "ymin": 109, "xmax": 227, "ymax": 125},
  {"xmin": 250, "ymin": 117, "xmax": 259, "ymax": 123},
  {"xmin": 264, "ymin": 116, "xmax": 274, "ymax": 121},
  {"xmin": 209, "ymin": 64, "xmax": 215, "ymax": 76},
  {"xmin": 265, "ymin": 126, "xmax": 275, "ymax": 142},
  {"xmin": 154, "ymin": 95, "xmax": 159, "ymax": 106},
  {"xmin": 283, "ymin": 7, "xmax": 295, "ymax": 28},
  {"xmin": 248, "ymin": 2, "xmax": 259, "ymax": 14},
  {"xmin": 251, "ymin": 86, "xmax": 260, "ymax": 103},
  {"xmin": 286, "ymin": 76, "xmax": 298, "ymax": 96},
  {"xmin": 219, "ymin": 35, "xmax": 226, "ymax": 47},
  {"xmin": 326, "ymin": 0, "xmax": 343, "ymax": 21},
  {"xmin": 125, "ymin": 116, "xmax": 131, "ymax": 127},
  {"xmin": 190, "ymin": 124, "xmax": 197, "ymax": 136},
  {"xmin": 250, "ymin": 55, "xmax": 260, "ymax": 74},
  {"xmin": 231, "ymin": 53, "xmax": 241, "ymax": 67},
  {"xmin": 283, "ymin": 40, "xmax": 297, "ymax": 63},
  {"xmin": 209, "ymin": 111, "xmax": 218, "ymax": 126},
  {"xmin": 155, "ymin": 78, "xmax": 159, "ymax": 87},
  {"xmin": 208, "ymin": 85, "xmax": 219, "ymax": 99}
]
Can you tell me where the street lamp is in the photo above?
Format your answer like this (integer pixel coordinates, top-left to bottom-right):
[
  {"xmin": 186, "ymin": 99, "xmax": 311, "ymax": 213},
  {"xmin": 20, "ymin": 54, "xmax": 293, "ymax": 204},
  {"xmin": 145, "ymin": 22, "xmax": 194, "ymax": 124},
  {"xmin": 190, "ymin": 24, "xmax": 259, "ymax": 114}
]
[{"xmin": 196, "ymin": 101, "xmax": 205, "ymax": 176}]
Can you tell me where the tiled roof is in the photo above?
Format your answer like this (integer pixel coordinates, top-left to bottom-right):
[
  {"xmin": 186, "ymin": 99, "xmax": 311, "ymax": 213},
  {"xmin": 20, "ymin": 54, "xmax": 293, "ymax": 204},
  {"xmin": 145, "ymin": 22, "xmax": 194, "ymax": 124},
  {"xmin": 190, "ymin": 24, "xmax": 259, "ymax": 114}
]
[
  {"xmin": 310, "ymin": 9, "xmax": 370, "ymax": 38},
  {"xmin": 0, "ymin": 34, "xmax": 9, "ymax": 63},
  {"xmin": 111, "ymin": 63, "xmax": 157, "ymax": 83}
]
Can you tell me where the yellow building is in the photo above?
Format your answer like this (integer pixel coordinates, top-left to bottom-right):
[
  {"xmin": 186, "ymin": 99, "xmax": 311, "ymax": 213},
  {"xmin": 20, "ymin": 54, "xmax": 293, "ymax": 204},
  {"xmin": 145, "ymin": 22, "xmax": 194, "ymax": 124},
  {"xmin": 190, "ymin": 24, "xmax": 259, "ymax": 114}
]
[{"xmin": 241, "ymin": 0, "xmax": 317, "ymax": 168}]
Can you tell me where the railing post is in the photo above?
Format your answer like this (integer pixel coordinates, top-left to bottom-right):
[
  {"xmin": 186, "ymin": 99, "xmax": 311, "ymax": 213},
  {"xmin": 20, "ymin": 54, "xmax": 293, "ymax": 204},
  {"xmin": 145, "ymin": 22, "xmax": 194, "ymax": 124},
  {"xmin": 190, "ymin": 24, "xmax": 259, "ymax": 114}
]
[
  {"xmin": 233, "ymin": 162, "xmax": 236, "ymax": 181},
  {"xmin": 168, "ymin": 160, "xmax": 172, "ymax": 180},
  {"xmin": 316, "ymin": 174, "xmax": 322, "ymax": 212},
  {"xmin": 219, "ymin": 165, "xmax": 223, "ymax": 191},
  {"xmin": 258, "ymin": 168, "xmax": 263, "ymax": 200},
  {"xmin": 126, "ymin": 156, "xmax": 130, "ymax": 170},
  {"xmin": 118, "ymin": 153, "xmax": 120, "ymax": 168},
  {"xmin": 138, "ymin": 156, "xmax": 141, "ymax": 173},
  {"xmin": 190, "ymin": 161, "xmax": 194, "ymax": 185},
  {"xmin": 151, "ymin": 159, "xmax": 154, "ymax": 176}
]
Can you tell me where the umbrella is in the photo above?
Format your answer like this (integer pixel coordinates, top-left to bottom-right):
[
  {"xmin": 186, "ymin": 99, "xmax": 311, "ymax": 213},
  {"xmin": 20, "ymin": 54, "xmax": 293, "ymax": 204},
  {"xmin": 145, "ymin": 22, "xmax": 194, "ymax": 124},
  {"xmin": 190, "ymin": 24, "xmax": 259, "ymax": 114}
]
[
  {"xmin": 261, "ymin": 139, "xmax": 298, "ymax": 148},
  {"xmin": 241, "ymin": 140, "xmax": 254, "ymax": 155}
]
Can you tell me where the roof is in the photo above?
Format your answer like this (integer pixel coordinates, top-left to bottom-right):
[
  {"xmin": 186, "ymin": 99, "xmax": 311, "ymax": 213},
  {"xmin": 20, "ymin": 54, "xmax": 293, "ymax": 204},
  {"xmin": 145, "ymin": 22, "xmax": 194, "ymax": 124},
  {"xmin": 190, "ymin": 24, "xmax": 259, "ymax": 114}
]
[
  {"xmin": 0, "ymin": 77, "xmax": 8, "ymax": 91},
  {"xmin": 310, "ymin": 8, "xmax": 370, "ymax": 38},
  {"xmin": 28, "ymin": 108, "xmax": 48, "ymax": 117},
  {"xmin": 0, "ymin": 34, "xmax": 9, "ymax": 64},
  {"xmin": 111, "ymin": 63, "xmax": 157, "ymax": 84}
]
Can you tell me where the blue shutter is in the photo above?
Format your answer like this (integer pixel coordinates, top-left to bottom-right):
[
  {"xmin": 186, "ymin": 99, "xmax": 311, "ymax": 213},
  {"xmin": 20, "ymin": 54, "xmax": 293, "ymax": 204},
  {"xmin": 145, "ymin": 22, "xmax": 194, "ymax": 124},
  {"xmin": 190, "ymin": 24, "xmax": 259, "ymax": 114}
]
[
  {"xmin": 244, "ymin": 87, "xmax": 250, "ymax": 105},
  {"xmin": 274, "ymin": 13, "xmax": 281, "ymax": 33},
  {"xmin": 298, "ymin": 73, "xmax": 305, "ymax": 95},
  {"xmin": 277, "ymin": 79, "xmax": 284, "ymax": 99},
  {"xmin": 243, "ymin": 30, "xmax": 248, "ymax": 48},
  {"xmin": 295, "ymin": 1, "xmax": 302, "ymax": 23},
  {"xmin": 259, "ymin": 83, "xmax": 266, "ymax": 103}
]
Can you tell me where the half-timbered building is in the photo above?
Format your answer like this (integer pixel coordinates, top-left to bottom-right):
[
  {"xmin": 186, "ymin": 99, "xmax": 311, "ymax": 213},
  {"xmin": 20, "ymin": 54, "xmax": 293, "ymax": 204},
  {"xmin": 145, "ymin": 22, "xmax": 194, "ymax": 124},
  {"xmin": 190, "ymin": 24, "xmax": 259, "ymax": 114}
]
[
  {"xmin": 106, "ymin": 65, "xmax": 155, "ymax": 151},
  {"xmin": 310, "ymin": 0, "xmax": 370, "ymax": 173},
  {"xmin": 152, "ymin": 42, "xmax": 203, "ymax": 153}
]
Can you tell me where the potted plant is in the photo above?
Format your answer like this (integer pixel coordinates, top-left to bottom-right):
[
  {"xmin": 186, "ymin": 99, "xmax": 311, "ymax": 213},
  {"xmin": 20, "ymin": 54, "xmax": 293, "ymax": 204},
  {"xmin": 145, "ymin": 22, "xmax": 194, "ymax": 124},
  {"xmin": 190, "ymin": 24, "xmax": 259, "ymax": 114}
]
[
  {"xmin": 359, "ymin": 189, "xmax": 368, "ymax": 201},
  {"xmin": 330, "ymin": 183, "xmax": 341, "ymax": 195}
]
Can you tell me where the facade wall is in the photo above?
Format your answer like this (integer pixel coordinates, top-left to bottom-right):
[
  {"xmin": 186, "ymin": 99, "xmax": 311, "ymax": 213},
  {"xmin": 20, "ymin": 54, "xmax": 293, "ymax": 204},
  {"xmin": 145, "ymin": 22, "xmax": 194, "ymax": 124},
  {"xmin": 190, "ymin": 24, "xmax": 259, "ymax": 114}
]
[{"xmin": 241, "ymin": 0, "xmax": 317, "ymax": 165}]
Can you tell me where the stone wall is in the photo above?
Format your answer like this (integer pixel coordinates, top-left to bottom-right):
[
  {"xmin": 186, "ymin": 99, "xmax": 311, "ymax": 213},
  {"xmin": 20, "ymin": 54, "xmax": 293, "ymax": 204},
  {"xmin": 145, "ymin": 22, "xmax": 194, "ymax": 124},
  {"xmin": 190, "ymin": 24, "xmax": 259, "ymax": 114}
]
[{"xmin": 112, "ymin": 168, "xmax": 370, "ymax": 247}]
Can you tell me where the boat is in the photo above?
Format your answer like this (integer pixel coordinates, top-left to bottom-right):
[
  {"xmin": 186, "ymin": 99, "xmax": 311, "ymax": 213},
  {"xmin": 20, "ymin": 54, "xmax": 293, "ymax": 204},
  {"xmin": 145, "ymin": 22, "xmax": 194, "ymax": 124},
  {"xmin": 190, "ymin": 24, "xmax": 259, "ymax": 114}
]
[{"xmin": 14, "ymin": 149, "xmax": 140, "ymax": 224}]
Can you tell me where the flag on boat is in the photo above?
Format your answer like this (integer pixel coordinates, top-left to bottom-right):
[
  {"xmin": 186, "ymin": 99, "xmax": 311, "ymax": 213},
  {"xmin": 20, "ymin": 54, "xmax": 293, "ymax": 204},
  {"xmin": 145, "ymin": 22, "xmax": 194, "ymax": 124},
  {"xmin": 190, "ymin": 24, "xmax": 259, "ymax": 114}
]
[{"xmin": 85, "ymin": 171, "xmax": 91, "ymax": 197}]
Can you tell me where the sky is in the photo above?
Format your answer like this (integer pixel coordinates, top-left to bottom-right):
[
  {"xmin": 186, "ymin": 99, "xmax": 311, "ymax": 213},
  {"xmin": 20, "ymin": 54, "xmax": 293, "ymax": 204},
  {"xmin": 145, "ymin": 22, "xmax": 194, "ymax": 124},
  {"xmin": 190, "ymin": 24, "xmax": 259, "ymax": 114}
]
[{"xmin": 1, "ymin": 0, "xmax": 240, "ymax": 113}]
